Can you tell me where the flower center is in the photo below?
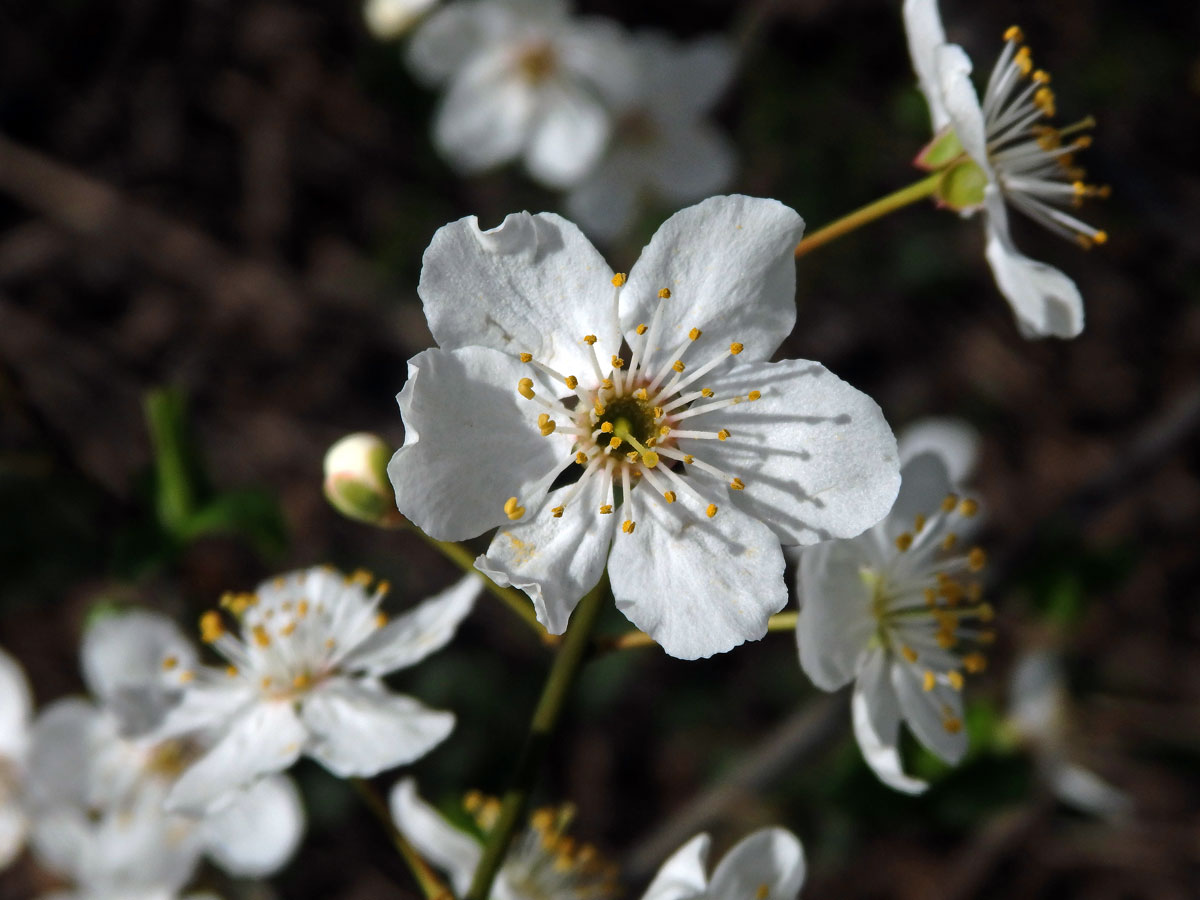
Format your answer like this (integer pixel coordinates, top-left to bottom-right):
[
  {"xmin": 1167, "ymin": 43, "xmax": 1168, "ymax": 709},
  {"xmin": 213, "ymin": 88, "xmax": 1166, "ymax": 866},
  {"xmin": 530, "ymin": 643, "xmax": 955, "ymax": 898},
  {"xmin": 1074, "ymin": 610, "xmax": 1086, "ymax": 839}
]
[{"xmin": 517, "ymin": 41, "xmax": 558, "ymax": 84}]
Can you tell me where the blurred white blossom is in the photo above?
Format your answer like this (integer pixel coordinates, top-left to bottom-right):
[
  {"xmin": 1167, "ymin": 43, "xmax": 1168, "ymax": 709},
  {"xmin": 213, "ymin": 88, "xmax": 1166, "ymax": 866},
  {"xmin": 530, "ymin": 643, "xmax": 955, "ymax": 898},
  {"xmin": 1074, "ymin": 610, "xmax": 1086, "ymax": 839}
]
[
  {"xmin": 641, "ymin": 828, "xmax": 806, "ymax": 900},
  {"xmin": 0, "ymin": 648, "xmax": 31, "ymax": 872},
  {"xmin": 365, "ymin": 0, "xmax": 439, "ymax": 40},
  {"xmin": 904, "ymin": 0, "xmax": 1107, "ymax": 339},
  {"xmin": 566, "ymin": 31, "xmax": 736, "ymax": 242},
  {"xmin": 388, "ymin": 195, "xmax": 900, "ymax": 659},
  {"xmin": 897, "ymin": 416, "xmax": 980, "ymax": 486},
  {"xmin": 796, "ymin": 452, "xmax": 990, "ymax": 793},
  {"xmin": 407, "ymin": 0, "xmax": 635, "ymax": 187}
]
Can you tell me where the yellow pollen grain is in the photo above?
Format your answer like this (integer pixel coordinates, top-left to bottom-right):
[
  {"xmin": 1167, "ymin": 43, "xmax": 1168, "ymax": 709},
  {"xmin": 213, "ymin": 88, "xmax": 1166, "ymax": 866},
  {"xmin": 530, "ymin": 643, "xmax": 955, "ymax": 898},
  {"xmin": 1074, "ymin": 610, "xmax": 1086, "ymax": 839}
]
[
  {"xmin": 518, "ymin": 377, "xmax": 535, "ymax": 399},
  {"xmin": 226, "ymin": 665, "xmax": 239, "ymax": 677},
  {"xmin": 706, "ymin": 503, "xmax": 718, "ymax": 518},
  {"xmin": 575, "ymin": 452, "xmax": 588, "ymax": 465},
  {"xmin": 199, "ymin": 610, "xmax": 225, "ymax": 643},
  {"xmin": 967, "ymin": 547, "xmax": 987, "ymax": 572},
  {"xmin": 672, "ymin": 360, "xmax": 685, "ymax": 373},
  {"xmin": 701, "ymin": 388, "xmax": 714, "ymax": 398},
  {"xmin": 730, "ymin": 342, "xmax": 743, "ymax": 355},
  {"xmin": 964, "ymin": 653, "xmax": 987, "ymax": 673},
  {"xmin": 730, "ymin": 477, "xmax": 745, "ymax": 491},
  {"xmin": 658, "ymin": 288, "xmax": 671, "ymax": 299},
  {"xmin": 583, "ymin": 334, "xmax": 597, "ymax": 345},
  {"xmin": 600, "ymin": 422, "xmax": 614, "ymax": 433},
  {"xmin": 594, "ymin": 400, "xmax": 606, "ymax": 416},
  {"xmin": 941, "ymin": 493, "xmax": 959, "ymax": 513},
  {"xmin": 947, "ymin": 670, "xmax": 965, "ymax": 691},
  {"xmin": 253, "ymin": 624, "xmax": 271, "ymax": 647},
  {"xmin": 293, "ymin": 673, "xmax": 311, "ymax": 690},
  {"xmin": 608, "ymin": 436, "xmax": 622, "ymax": 449},
  {"xmin": 600, "ymin": 504, "xmax": 613, "ymax": 515},
  {"xmin": 1004, "ymin": 25, "xmax": 1023, "ymax": 42},
  {"xmin": 162, "ymin": 655, "xmax": 179, "ymax": 671},
  {"xmin": 901, "ymin": 645, "xmax": 918, "ymax": 663},
  {"xmin": 634, "ymin": 388, "xmax": 648, "ymax": 400},
  {"xmin": 923, "ymin": 670, "xmax": 936, "ymax": 692},
  {"xmin": 552, "ymin": 506, "xmax": 564, "ymax": 518},
  {"xmin": 519, "ymin": 352, "xmax": 533, "ymax": 363},
  {"xmin": 663, "ymin": 491, "xmax": 676, "ymax": 503},
  {"xmin": 683, "ymin": 454, "xmax": 694, "ymax": 464},
  {"xmin": 748, "ymin": 390, "xmax": 761, "ymax": 401},
  {"xmin": 943, "ymin": 716, "xmax": 963, "ymax": 735},
  {"xmin": 611, "ymin": 273, "xmax": 626, "ymax": 287},
  {"xmin": 622, "ymin": 520, "xmax": 635, "ymax": 534},
  {"xmin": 660, "ymin": 424, "xmax": 671, "ymax": 435},
  {"xmin": 504, "ymin": 496, "xmax": 526, "ymax": 521},
  {"xmin": 565, "ymin": 375, "xmax": 578, "ymax": 389},
  {"xmin": 717, "ymin": 429, "xmax": 730, "ymax": 441},
  {"xmin": 688, "ymin": 327, "xmax": 701, "ymax": 341},
  {"xmin": 636, "ymin": 323, "xmax": 647, "ymax": 335},
  {"xmin": 611, "ymin": 355, "xmax": 625, "ymax": 369},
  {"xmin": 540, "ymin": 420, "xmax": 557, "ymax": 436},
  {"xmin": 895, "ymin": 532, "xmax": 913, "ymax": 552},
  {"xmin": 642, "ymin": 451, "xmax": 660, "ymax": 467},
  {"xmin": 959, "ymin": 498, "xmax": 979, "ymax": 517},
  {"xmin": 942, "ymin": 532, "xmax": 958, "ymax": 551}
]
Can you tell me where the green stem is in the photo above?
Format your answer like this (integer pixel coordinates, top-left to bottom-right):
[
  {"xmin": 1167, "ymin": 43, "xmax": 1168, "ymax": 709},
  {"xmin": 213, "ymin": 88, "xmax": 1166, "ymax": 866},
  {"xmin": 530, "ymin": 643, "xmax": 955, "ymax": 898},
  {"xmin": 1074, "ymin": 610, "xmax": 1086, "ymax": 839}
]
[
  {"xmin": 794, "ymin": 172, "xmax": 943, "ymax": 258},
  {"xmin": 602, "ymin": 610, "xmax": 799, "ymax": 652},
  {"xmin": 464, "ymin": 576, "xmax": 610, "ymax": 900},
  {"xmin": 351, "ymin": 778, "xmax": 452, "ymax": 900}
]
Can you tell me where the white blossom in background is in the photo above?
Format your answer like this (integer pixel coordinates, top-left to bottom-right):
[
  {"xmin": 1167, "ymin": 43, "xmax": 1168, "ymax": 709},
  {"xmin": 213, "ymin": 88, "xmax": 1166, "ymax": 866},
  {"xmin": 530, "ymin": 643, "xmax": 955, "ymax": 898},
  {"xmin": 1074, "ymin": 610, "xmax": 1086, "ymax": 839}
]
[
  {"xmin": 157, "ymin": 568, "xmax": 479, "ymax": 812},
  {"xmin": 406, "ymin": 0, "xmax": 636, "ymax": 188},
  {"xmin": 390, "ymin": 778, "xmax": 619, "ymax": 900},
  {"xmin": 25, "ymin": 611, "xmax": 304, "ymax": 887},
  {"xmin": 365, "ymin": 0, "xmax": 438, "ymax": 40},
  {"xmin": 903, "ymin": 0, "xmax": 1107, "ymax": 339},
  {"xmin": 896, "ymin": 416, "xmax": 980, "ymax": 486},
  {"xmin": 565, "ymin": 31, "xmax": 736, "ymax": 242},
  {"xmin": 388, "ymin": 195, "xmax": 901, "ymax": 659},
  {"xmin": 1008, "ymin": 650, "xmax": 1131, "ymax": 819},
  {"xmin": 0, "ymin": 648, "xmax": 32, "ymax": 872},
  {"xmin": 641, "ymin": 828, "xmax": 806, "ymax": 900},
  {"xmin": 796, "ymin": 451, "xmax": 991, "ymax": 793}
]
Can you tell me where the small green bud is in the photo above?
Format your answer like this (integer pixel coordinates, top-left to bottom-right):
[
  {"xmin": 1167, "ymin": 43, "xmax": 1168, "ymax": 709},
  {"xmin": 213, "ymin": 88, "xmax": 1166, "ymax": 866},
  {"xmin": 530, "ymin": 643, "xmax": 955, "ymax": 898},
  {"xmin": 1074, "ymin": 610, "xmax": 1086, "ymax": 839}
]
[
  {"xmin": 323, "ymin": 433, "xmax": 403, "ymax": 528},
  {"xmin": 935, "ymin": 158, "xmax": 988, "ymax": 212}
]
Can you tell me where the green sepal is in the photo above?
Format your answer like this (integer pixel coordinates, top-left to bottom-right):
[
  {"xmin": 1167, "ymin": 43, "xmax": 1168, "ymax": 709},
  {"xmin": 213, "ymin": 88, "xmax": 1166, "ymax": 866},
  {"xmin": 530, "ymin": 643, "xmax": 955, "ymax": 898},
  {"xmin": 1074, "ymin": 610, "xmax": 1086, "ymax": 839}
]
[
  {"xmin": 935, "ymin": 159, "xmax": 988, "ymax": 211},
  {"xmin": 914, "ymin": 128, "xmax": 965, "ymax": 171}
]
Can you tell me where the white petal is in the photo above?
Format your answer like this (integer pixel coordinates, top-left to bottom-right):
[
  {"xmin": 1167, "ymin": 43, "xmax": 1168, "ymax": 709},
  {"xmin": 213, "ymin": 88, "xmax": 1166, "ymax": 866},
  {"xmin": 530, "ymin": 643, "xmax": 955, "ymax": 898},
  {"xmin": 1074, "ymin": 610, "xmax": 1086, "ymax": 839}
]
[
  {"xmin": 388, "ymin": 346, "xmax": 572, "ymax": 542},
  {"xmin": 26, "ymin": 699, "xmax": 97, "ymax": 812},
  {"xmin": 608, "ymin": 491, "xmax": 786, "ymax": 660},
  {"xmin": 565, "ymin": 160, "xmax": 642, "ymax": 243},
  {"xmin": 433, "ymin": 56, "xmax": 536, "ymax": 173},
  {"xmin": 417, "ymin": 212, "xmax": 619, "ymax": 373},
  {"xmin": 851, "ymin": 650, "xmax": 928, "ymax": 794},
  {"xmin": 389, "ymin": 778, "xmax": 482, "ymax": 897},
  {"xmin": 642, "ymin": 32, "xmax": 735, "ymax": 117},
  {"xmin": 902, "ymin": 0, "xmax": 950, "ymax": 130},
  {"xmin": 476, "ymin": 473, "xmax": 616, "ymax": 635},
  {"xmin": 202, "ymin": 775, "xmax": 305, "ymax": 877},
  {"xmin": 81, "ymin": 611, "xmax": 195, "ymax": 735},
  {"xmin": 167, "ymin": 701, "xmax": 306, "ymax": 814},
  {"xmin": 29, "ymin": 809, "xmax": 89, "ymax": 882},
  {"xmin": 984, "ymin": 187, "xmax": 1085, "ymax": 339},
  {"xmin": 708, "ymin": 828, "xmax": 806, "ymax": 900},
  {"xmin": 0, "ymin": 801, "xmax": 26, "ymax": 871},
  {"xmin": 0, "ymin": 648, "xmax": 31, "ymax": 760},
  {"xmin": 557, "ymin": 16, "xmax": 640, "ymax": 108},
  {"xmin": 641, "ymin": 832, "xmax": 711, "ymax": 900},
  {"xmin": 795, "ymin": 540, "xmax": 876, "ymax": 692},
  {"xmin": 646, "ymin": 123, "xmax": 737, "ymax": 205},
  {"xmin": 933, "ymin": 44, "xmax": 990, "ymax": 172},
  {"xmin": 621, "ymin": 196, "xmax": 804, "ymax": 368},
  {"xmin": 882, "ymin": 452, "xmax": 955, "ymax": 546},
  {"xmin": 343, "ymin": 574, "xmax": 481, "ymax": 676},
  {"xmin": 1007, "ymin": 650, "xmax": 1067, "ymax": 743},
  {"xmin": 300, "ymin": 678, "xmax": 453, "ymax": 777},
  {"xmin": 406, "ymin": 1, "xmax": 512, "ymax": 85},
  {"xmin": 692, "ymin": 358, "xmax": 901, "ymax": 545},
  {"xmin": 524, "ymin": 85, "xmax": 610, "ymax": 188},
  {"xmin": 892, "ymin": 660, "xmax": 968, "ymax": 764},
  {"xmin": 1048, "ymin": 762, "xmax": 1132, "ymax": 819},
  {"xmin": 897, "ymin": 417, "xmax": 980, "ymax": 485}
]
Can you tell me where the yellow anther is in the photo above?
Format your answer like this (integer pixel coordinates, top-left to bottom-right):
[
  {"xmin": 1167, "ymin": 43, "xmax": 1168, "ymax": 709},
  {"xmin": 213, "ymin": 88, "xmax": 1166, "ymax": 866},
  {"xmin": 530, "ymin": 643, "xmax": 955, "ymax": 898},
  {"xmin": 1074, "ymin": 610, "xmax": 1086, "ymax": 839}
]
[
  {"xmin": 611, "ymin": 272, "xmax": 626, "ymax": 287},
  {"xmin": 748, "ymin": 390, "xmax": 761, "ymax": 401},
  {"xmin": 1033, "ymin": 69, "xmax": 1051, "ymax": 84},
  {"xmin": 672, "ymin": 360, "xmax": 685, "ymax": 373},
  {"xmin": 642, "ymin": 451, "xmax": 660, "ymax": 467},
  {"xmin": 518, "ymin": 377, "xmax": 535, "ymax": 399},
  {"xmin": 600, "ymin": 421, "xmax": 614, "ymax": 433},
  {"xmin": 611, "ymin": 355, "xmax": 625, "ymax": 369},
  {"xmin": 1035, "ymin": 87, "xmax": 1056, "ymax": 115},
  {"xmin": 280, "ymin": 622, "xmax": 297, "ymax": 637},
  {"xmin": 942, "ymin": 532, "xmax": 958, "ymax": 551},
  {"xmin": 608, "ymin": 436, "xmax": 622, "ymax": 449},
  {"xmin": 583, "ymin": 334, "xmax": 597, "ymax": 345},
  {"xmin": 941, "ymin": 493, "xmax": 959, "ymax": 512},
  {"xmin": 913, "ymin": 514, "xmax": 927, "ymax": 533},
  {"xmin": 297, "ymin": 600, "xmax": 310, "ymax": 618},
  {"xmin": 551, "ymin": 506, "xmax": 564, "ymax": 518},
  {"xmin": 599, "ymin": 504, "xmax": 613, "ymax": 515},
  {"xmin": 504, "ymin": 496, "xmax": 526, "ymax": 521},
  {"xmin": 717, "ymin": 429, "xmax": 730, "ymax": 441},
  {"xmin": 1093, "ymin": 230, "xmax": 1108, "ymax": 244},
  {"xmin": 293, "ymin": 673, "xmax": 311, "ymax": 690},
  {"xmin": 947, "ymin": 670, "xmax": 965, "ymax": 691},
  {"xmin": 977, "ymin": 602, "xmax": 995, "ymax": 622},
  {"xmin": 901, "ymin": 645, "xmax": 918, "ymax": 663},
  {"xmin": 601, "ymin": 378, "xmax": 613, "ymax": 390},
  {"xmin": 924, "ymin": 587, "xmax": 937, "ymax": 606},
  {"xmin": 594, "ymin": 400, "xmax": 606, "ymax": 415},
  {"xmin": 178, "ymin": 670, "xmax": 195, "ymax": 683},
  {"xmin": 967, "ymin": 547, "xmax": 987, "ymax": 572},
  {"xmin": 575, "ymin": 452, "xmax": 588, "ymax": 465},
  {"xmin": 253, "ymin": 625, "xmax": 270, "ymax": 648},
  {"xmin": 199, "ymin": 611, "xmax": 225, "ymax": 644},
  {"xmin": 959, "ymin": 498, "xmax": 979, "ymax": 517},
  {"xmin": 706, "ymin": 503, "xmax": 718, "ymax": 518},
  {"xmin": 895, "ymin": 532, "xmax": 913, "ymax": 552},
  {"xmin": 351, "ymin": 569, "xmax": 374, "ymax": 587},
  {"xmin": 226, "ymin": 665, "xmax": 239, "ymax": 677},
  {"xmin": 701, "ymin": 388, "xmax": 714, "ymax": 398},
  {"xmin": 635, "ymin": 323, "xmax": 647, "ymax": 335},
  {"xmin": 464, "ymin": 790, "xmax": 484, "ymax": 813},
  {"xmin": 659, "ymin": 424, "xmax": 671, "ymax": 435},
  {"xmin": 756, "ymin": 886, "xmax": 770, "ymax": 900},
  {"xmin": 936, "ymin": 629, "xmax": 956, "ymax": 649},
  {"xmin": 919, "ymin": 670, "xmax": 935, "ymax": 692},
  {"xmin": 376, "ymin": 581, "xmax": 390, "ymax": 597},
  {"xmin": 730, "ymin": 477, "xmax": 745, "ymax": 491},
  {"xmin": 538, "ymin": 413, "xmax": 550, "ymax": 427},
  {"xmin": 565, "ymin": 375, "xmax": 578, "ymax": 389},
  {"xmin": 325, "ymin": 637, "xmax": 336, "ymax": 650},
  {"xmin": 658, "ymin": 288, "xmax": 671, "ymax": 299},
  {"xmin": 663, "ymin": 491, "xmax": 676, "ymax": 504},
  {"xmin": 1015, "ymin": 46, "xmax": 1032, "ymax": 74},
  {"xmin": 626, "ymin": 451, "xmax": 638, "ymax": 462},
  {"xmin": 519, "ymin": 352, "xmax": 533, "ymax": 362},
  {"xmin": 963, "ymin": 653, "xmax": 987, "ymax": 674},
  {"xmin": 966, "ymin": 582, "xmax": 983, "ymax": 603},
  {"xmin": 979, "ymin": 630, "xmax": 996, "ymax": 644},
  {"xmin": 622, "ymin": 520, "xmax": 635, "ymax": 534},
  {"xmin": 688, "ymin": 327, "xmax": 702, "ymax": 341},
  {"xmin": 729, "ymin": 342, "xmax": 744, "ymax": 355},
  {"xmin": 943, "ymin": 716, "xmax": 963, "ymax": 734},
  {"xmin": 653, "ymin": 406, "xmax": 664, "ymax": 418},
  {"xmin": 162, "ymin": 655, "xmax": 179, "ymax": 671},
  {"xmin": 682, "ymin": 454, "xmax": 694, "ymax": 464},
  {"xmin": 634, "ymin": 388, "xmax": 649, "ymax": 400},
  {"xmin": 375, "ymin": 612, "xmax": 388, "ymax": 628},
  {"xmin": 540, "ymin": 420, "xmax": 557, "ymax": 436},
  {"xmin": 1004, "ymin": 25, "xmax": 1023, "ymax": 42},
  {"xmin": 260, "ymin": 676, "xmax": 272, "ymax": 690}
]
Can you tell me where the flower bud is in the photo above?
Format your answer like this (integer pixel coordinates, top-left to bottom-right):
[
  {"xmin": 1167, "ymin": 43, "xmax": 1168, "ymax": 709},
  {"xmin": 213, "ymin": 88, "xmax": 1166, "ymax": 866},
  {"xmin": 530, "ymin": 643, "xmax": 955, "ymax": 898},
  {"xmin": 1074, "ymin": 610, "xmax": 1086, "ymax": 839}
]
[
  {"xmin": 323, "ymin": 433, "xmax": 403, "ymax": 527},
  {"xmin": 363, "ymin": 0, "xmax": 437, "ymax": 40}
]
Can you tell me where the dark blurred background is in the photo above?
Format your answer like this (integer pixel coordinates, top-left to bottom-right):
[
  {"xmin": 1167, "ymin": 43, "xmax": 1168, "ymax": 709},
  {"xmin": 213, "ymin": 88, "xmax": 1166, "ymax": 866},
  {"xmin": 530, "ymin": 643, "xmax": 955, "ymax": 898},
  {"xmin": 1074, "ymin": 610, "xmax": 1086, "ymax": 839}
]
[{"xmin": 1, "ymin": 0, "xmax": 1198, "ymax": 897}]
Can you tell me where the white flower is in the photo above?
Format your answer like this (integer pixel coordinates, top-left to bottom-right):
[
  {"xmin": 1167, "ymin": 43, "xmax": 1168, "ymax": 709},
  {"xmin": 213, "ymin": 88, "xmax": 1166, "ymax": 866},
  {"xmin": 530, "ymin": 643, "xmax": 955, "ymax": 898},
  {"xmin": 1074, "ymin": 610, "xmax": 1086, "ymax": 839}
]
[
  {"xmin": 25, "ymin": 611, "xmax": 305, "ymax": 883},
  {"xmin": 155, "ymin": 568, "xmax": 480, "ymax": 812},
  {"xmin": 903, "ymin": 0, "xmax": 1107, "ymax": 339},
  {"xmin": 641, "ymin": 828, "xmax": 805, "ymax": 900},
  {"xmin": 897, "ymin": 416, "xmax": 980, "ymax": 487},
  {"xmin": 0, "ymin": 647, "xmax": 32, "ymax": 872},
  {"xmin": 407, "ymin": 0, "xmax": 635, "ymax": 187},
  {"xmin": 388, "ymin": 195, "xmax": 901, "ymax": 659},
  {"xmin": 796, "ymin": 451, "xmax": 991, "ymax": 793},
  {"xmin": 565, "ymin": 31, "xmax": 736, "ymax": 242},
  {"xmin": 1008, "ymin": 650, "xmax": 1131, "ymax": 820},
  {"xmin": 390, "ymin": 778, "xmax": 618, "ymax": 900},
  {"xmin": 365, "ymin": 0, "xmax": 438, "ymax": 40}
]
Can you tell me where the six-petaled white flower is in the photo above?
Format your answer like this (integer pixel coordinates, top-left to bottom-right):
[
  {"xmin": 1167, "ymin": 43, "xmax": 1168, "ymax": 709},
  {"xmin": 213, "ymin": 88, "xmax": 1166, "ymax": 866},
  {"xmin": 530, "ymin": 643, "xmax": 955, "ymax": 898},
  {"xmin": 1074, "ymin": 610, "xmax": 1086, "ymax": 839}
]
[
  {"xmin": 565, "ymin": 30, "xmax": 737, "ymax": 242},
  {"xmin": 388, "ymin": 195, "xmax": 901, "ymax": 659},
  {"xmin": 0, "ymin": 648, "xmax": 31, "ymax": 873},
  {"xmin": 904, "ymin": 0, "xmax": 1107, "ymax": 338},
  {"xmin": 641, "ymin": 828, "xmax": 806, "ymax": 900},
  {"xmin": 796, "ymin": 450, "xmax": 992, "ymax": 793},
  {"xmin": 407, "ymin": 0, "xmax": 635, "ymax": 187},
  {"xmin": 153, "ymin": 567, "xmax": 480, "ymax": 812}
]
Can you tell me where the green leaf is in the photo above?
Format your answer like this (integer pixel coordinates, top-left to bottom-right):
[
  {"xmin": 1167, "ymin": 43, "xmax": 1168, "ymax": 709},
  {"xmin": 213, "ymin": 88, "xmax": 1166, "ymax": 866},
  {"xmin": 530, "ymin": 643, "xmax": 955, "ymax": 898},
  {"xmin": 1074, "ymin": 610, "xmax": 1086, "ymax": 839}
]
[{"xmin": 180, "ymin": 490, "xmax": 288, "ymax": 559}]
